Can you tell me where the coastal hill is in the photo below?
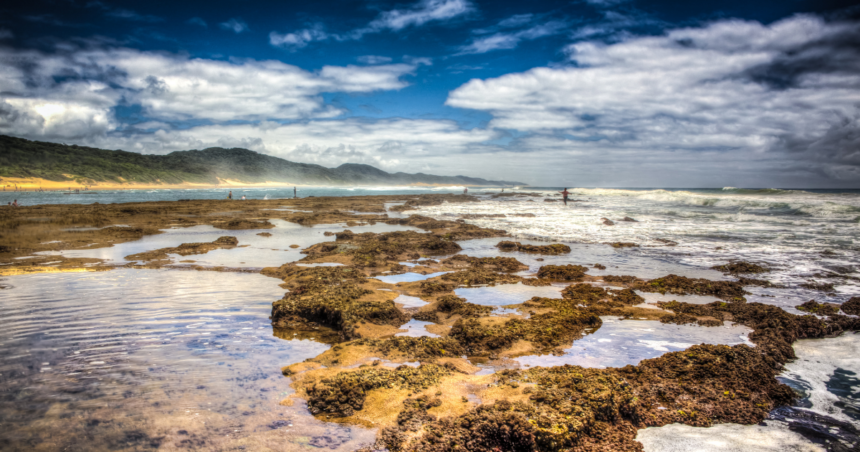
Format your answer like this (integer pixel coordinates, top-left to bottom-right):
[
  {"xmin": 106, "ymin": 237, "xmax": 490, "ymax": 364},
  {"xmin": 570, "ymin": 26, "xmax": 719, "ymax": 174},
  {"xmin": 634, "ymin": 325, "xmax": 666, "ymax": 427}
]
[{"xmin": 0, "ymin": 135, "xmax": 524, "ymax": 187}]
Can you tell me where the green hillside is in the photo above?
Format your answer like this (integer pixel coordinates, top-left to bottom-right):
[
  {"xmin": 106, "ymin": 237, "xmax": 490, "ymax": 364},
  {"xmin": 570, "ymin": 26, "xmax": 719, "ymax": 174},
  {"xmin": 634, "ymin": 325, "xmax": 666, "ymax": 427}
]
[{"xmin": 0, "ymin": 135, "xmax": 524, "ymax": 186}]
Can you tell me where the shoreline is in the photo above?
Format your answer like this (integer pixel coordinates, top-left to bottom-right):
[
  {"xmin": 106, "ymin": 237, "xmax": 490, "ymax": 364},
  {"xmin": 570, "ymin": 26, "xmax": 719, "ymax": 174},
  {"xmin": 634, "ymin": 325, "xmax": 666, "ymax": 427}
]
[
  {"xmin": 0, "ymin": 193, "xmax": 856, "ymax": 451},
  {"xmin": 0, "ymin": 176, "xmax": 516, "ymax": 192}
]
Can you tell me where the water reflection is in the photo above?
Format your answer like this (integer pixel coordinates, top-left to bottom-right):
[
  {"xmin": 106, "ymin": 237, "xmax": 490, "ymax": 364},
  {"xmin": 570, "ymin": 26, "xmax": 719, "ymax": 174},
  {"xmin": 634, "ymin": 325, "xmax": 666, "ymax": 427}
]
[
  {"xmin": 455, "ymin": 282, "xmax": 565, "ymax": 306},
  {"xmin": 515, "ymin": 317, "xmax": 753, "ymax": 368},
  {"xmin": 455, "ymin": 237, "xmax": 729, "ymax": 280},
  {"xmin": 0, "ymin": 269, "xmax": 375, "ymax": 451},
  {"xmin": 38, "ymin": 220, "xmax": 422, "ymax": 270}
]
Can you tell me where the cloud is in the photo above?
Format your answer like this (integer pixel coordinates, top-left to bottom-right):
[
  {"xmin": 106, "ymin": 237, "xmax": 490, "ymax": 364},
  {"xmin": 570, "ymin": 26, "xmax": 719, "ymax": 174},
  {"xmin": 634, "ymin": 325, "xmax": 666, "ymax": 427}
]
[
  {"xmin": 0, "ymin": 45, "xmax": 418, "ymax": 140},
  {"xmin": 498, "ymin": 14, "xmax": 534, "ymax": 29},
  {"xmin": 0, "ymin": 29, "xmax": 12, "ymax": 39},
  {"xmin": 220, "ymin": 18, "xmax": 248, "ymax": 34},
  {"xmin": 367, "ymin": 0, "xmax": 474, "ymax": 32},
  {"xmin": 458, "ymin": 20, "xmax": 566, "ymax": 54},
  {"xmin": 80, "ymin": 119, "xmax": 500, "ymax": 171},
  {"xmin": 187, "ymin": 17, "xmax": 207, "ymax": 27},
  {"xmin": 447, "ymin": 15, "xmax": 860, "ymax": 181},
  {"xmin": 357, "ymin": 55, "xmax": 393, "ymax": 64},
  {"xmin": 270, "ymin": 0, "xmax": 473, "ymax": 50},
  {"xmin": 270, "ymin": 24, "xmax": 333, "ymax": 49},
  {"xmin": 86, "ymin": 1, "xmax": 163, "ymax": 22}
]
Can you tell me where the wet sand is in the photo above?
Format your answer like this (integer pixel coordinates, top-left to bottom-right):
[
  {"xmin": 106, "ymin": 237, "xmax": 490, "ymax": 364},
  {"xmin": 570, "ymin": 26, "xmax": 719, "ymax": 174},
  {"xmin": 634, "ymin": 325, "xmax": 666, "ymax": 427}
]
[{"xmin": 1, "ymin": 193, "xmax": 858, "ymax": 451}]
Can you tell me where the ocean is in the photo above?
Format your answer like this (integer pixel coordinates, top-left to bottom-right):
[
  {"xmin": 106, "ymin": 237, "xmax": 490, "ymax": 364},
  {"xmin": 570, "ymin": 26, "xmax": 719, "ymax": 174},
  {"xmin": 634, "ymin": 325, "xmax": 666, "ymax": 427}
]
[{"xmin": 1, "ymin": 186, "xmax": 858, "ymax": 451}]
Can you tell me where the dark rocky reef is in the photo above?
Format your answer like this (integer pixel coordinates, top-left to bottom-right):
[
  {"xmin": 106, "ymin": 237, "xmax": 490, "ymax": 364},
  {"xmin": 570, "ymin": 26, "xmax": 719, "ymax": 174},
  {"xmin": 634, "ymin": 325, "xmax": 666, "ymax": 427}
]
[
  {"xmin": 633, "ymin": 274, "xmax": 746, "ymax": 301},
  {"xmin": 842, "ymin": 297, "xmax": 860, "ymax": 315},
  {"xmin": 371, "ymin": 344, "xmax": 797, "ymax": 452},
  {"xmin": 712, "ymin": 261, "xmax": 770, "ymax": 275},
  {"xmin": 441, "ymin": 254, "xmax": 528, "ymax": 272},
  {"xmin": 796, "ymin": 300, "xmax": 842, "ymax": 316},
  {"xmin": 440, "ymin": 269, "xmax": 522, "ymax": 287},
  {"xmin": 496, "ymin": 241, "xmax": 571, "ymax": 255},
  {"xmin": 306, "ymin": 364, "xmax": 453, "ymax": 417},
  {"xmin": 536, "ymin": 265, "xmax": 588, "ymax": 281},
  {"xmin": 268, "ymin": 266, "xmax": 407, "ymax": 339}
]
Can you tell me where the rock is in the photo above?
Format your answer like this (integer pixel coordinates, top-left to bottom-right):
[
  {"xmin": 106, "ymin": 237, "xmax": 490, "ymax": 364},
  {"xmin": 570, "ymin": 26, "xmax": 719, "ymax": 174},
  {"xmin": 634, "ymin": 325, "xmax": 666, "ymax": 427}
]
[
  {"xmin": 601, "ymin": 217, "xmax": 615, "ymax": 226},
  {"xmin": 842, "ymin": 297, "xmax": 860, "ymax": 315}
]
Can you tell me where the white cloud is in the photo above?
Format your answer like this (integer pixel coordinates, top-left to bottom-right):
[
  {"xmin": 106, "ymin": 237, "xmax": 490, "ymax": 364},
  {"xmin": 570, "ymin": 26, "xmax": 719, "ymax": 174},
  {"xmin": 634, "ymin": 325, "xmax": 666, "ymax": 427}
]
[
  {"xmin": 367, "ymin": 0, "xmax": 473, "ymax": 31},
  {"xmin": 187, "ymin": 17, "xmax": 207, "ymax": 27},
  {"xmin": 220, "ymin": 18, "xmax": 248, "ymax": 34},
  {"xmin": 86, "ymin": 1, "xmax": 163, "ymax": 22},
  {"xmin": 498, "ymin": 14, "xmax": 534, "ymax": 29},
  {"xmin": 269, "ymin": 24, "xmax": 332, "ymax": 49},
  {"xmin": 458, "ymin": 21, "xmax": 566, "ymax": 54},
  {"xmin": 357, "ymin": 55, "xmax": 393, "ymax": 65},
  {"xmin": 447, "ymin": 15, "xmax": 860, "ymax": 183},
  {"xmin": 0, "ymin": 46, "xmax": 417, "ymax": 136},
  {"xmin": 270, "ymin": 0, "xmax": 473, "ymax": 50},
  {"xmin": 84, "ymin": 119, "xmax": 499, "ymax": 171}
]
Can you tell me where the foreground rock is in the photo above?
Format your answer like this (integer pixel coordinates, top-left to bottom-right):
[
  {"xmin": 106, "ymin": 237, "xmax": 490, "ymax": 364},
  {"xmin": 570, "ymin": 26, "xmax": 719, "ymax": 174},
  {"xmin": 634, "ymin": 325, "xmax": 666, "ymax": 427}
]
[{"xmin": 496, "ymin": 241, "xmax": 571, "ymax": 254}]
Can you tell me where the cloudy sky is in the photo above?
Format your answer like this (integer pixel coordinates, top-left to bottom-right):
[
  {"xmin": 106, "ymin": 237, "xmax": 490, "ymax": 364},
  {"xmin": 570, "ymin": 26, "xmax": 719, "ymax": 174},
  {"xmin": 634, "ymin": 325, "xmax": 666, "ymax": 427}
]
[{"xmin": 1, "ymin": 0, "xmax": 859, "ymax": 187}]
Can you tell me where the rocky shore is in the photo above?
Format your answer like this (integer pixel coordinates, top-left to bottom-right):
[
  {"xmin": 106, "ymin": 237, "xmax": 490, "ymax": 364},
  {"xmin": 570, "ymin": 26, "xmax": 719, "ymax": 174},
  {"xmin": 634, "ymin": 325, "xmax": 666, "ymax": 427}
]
[{"xmin": 1, "ymin": 193, "xmax": 857, "ymax": 451}]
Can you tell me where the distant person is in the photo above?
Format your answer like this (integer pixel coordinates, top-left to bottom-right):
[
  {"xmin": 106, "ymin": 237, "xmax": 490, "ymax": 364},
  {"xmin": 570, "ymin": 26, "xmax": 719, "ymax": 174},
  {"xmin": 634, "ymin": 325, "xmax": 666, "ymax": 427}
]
[
  {"xmin": 294, "ymin": 187, "xmax": 297, "ymax": 198},
  {"xmin": 228, "ymin": 191, "xmax": 233, "ymax": 200},
  {"xmin": 241, "ymin": 195, "xmax": 246, "ymax": 200},
  {"xmin": 12, "ymin": 199, "xmax": 18, "ymax": 207},
  {"xmin": 463, "ymin": 188, "xmax": 468, "ymax": 194},
  {"xmin": 559, "ymin": 188, "xmax": 570, "ymax": 206}
]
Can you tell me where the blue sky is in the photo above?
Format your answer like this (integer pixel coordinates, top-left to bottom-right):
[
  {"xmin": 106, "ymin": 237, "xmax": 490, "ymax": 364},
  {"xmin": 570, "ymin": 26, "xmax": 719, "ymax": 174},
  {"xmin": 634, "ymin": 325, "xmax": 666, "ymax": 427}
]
[{"xmin": 1, "ymin": 0, "xmax": 859, "ymax": 187}]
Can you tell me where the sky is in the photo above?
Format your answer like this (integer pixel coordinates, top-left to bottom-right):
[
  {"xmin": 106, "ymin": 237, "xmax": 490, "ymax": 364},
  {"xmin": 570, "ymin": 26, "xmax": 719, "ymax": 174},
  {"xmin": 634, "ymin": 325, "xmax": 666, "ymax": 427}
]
[{"xmin": 1, "ymin": 0, "xmax": 859, "ymax": 187}]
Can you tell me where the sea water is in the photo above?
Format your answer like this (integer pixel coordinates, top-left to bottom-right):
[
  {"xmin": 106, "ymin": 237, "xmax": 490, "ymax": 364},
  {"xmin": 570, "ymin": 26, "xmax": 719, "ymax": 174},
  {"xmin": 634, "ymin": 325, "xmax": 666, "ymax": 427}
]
[{"xmin": 2, "ymin": 186, "xmax": 859, "ymax": 450}]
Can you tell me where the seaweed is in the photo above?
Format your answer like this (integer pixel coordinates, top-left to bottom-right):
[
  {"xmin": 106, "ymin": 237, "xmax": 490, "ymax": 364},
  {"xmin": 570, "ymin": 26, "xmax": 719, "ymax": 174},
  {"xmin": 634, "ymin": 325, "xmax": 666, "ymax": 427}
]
[
  {"xmin": 306, "ymin": 364, "xmax": 452, "ymax": 417},
  {"xmin": 633, "ymin": 274, "xmax": 747, "ymax": 301},
  {"xmin": 536, "ymin": 265, "xmax": 588, "ymax": 281},
  {"xmin": 496, "ymin": 241, "xmax": 571, "ymax": 255},
  {"xmin": 796, "ymin": 300, "xmax": 841, "ymax": 316},
  {"xmin": 712, "ymin": 261, "xmax": 770, "ymax": 275}
]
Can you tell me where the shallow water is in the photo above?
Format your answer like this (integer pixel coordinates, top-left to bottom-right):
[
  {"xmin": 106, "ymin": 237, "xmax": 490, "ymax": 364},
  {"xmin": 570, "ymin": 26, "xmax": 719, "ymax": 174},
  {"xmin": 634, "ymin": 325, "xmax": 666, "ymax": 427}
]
[
  {"xmin": 395, "ymin": 320, "xmax": 440, "ymax": 338},
  {"xmin": 3, "ymin": 187, "xmax": 860, "ymax": 450},
  {"xmin": 38, "ymin": 220, "xmax": 422, "ymax": 269},
  {"xmin": 455, "ymin": 237, "xmax": 729, "ymax": 280},
  {"xmin": 515, "ymin": 317, "xmax": 753, "ymax": 368},
  {"xmin": 373, "ymin": 271, "xmax": 450, "ymax": 284},
  {"xmin": 0, "ymin": 270, "xmax": 375, "ymax": 451},
  {"xmin": 454, "ymin": 281, "xmax": 565, "ymax": 306}
]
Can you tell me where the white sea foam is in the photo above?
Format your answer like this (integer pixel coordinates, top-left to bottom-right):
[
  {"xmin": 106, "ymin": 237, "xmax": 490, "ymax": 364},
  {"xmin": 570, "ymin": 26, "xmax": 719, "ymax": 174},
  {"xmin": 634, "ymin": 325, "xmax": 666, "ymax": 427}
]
[
  {"xmin": 779, "ymin": 332, "xmax": 860, "ymax": 424},
  {"xmin": 417, "ymin": 188, "xmax": 860, "ymax": 305},
  {"xmin": 637, "ymin": 422, "xmax": 825, "ymax": 452}
]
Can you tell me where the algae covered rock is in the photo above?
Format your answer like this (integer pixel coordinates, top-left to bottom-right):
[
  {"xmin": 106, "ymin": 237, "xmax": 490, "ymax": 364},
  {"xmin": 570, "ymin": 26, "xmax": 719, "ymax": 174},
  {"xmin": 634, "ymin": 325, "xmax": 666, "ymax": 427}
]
[
  {"xmin": 441, "ymin": 268, "xmax": 522, "ymax": 287},
  {"xmin": 496, "ymin": 241, "xmax": 571, "ymax": 255},
  {"xmin": 306, "ymin": 364, "xmax": 452, "ymax": 417},
  {"xmin": 842, "ymin": 297, "xmax": 860, "ymax": 315},
  {"xmin": 796, "ymin": 299, "xmax": 841, "ymax": 316},
  {"xmin": 712, "ymin": 261, "xmax": 770, "ymax": 275},
  {"xmin": 634, "ymin": 274, "xmax": 747, "ymax": 301},
  {"xmin": 270, "ymin": 266, "xmax": 407, "ymax": 339},
  {"xmin": 537, "ymin": 264, "xmax": 588, "ymax": 281}
]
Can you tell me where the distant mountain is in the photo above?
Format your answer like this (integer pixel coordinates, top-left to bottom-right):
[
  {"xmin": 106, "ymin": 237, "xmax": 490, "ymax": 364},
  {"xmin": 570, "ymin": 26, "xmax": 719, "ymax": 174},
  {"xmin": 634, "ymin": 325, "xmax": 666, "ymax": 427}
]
[{"xmin": 0, "ymin": 135, "xmax": 525, "ymax": 186}]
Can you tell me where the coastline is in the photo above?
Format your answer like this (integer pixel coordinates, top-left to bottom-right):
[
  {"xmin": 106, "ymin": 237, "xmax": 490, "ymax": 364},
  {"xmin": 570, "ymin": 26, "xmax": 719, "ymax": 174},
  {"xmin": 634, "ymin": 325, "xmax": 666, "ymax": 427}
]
[
  {"xmin": 0, "ymin": 193, "xmax": 856, "ymax": 451},
  {"xmin": 0, "ymin": 176, "xmax": 506, "ymax": 192}
]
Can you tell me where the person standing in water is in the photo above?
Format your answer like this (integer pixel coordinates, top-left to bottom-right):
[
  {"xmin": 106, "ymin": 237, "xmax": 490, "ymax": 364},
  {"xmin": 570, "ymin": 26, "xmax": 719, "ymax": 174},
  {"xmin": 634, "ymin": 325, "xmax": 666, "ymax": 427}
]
[
  {"xmin": 559, "ymin": 188, "xmax": 570, "ymax": 206},
  {"xmin": 294, "ymin": 187, "xmax": 297, "ymax": 198},
  {"xmin": 228, "ymin": 190, "xmax": 233, "ymax": 200},
  {"xmin": 463, "ymin": 188, "xmax": 468, "ymax": 194}
]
